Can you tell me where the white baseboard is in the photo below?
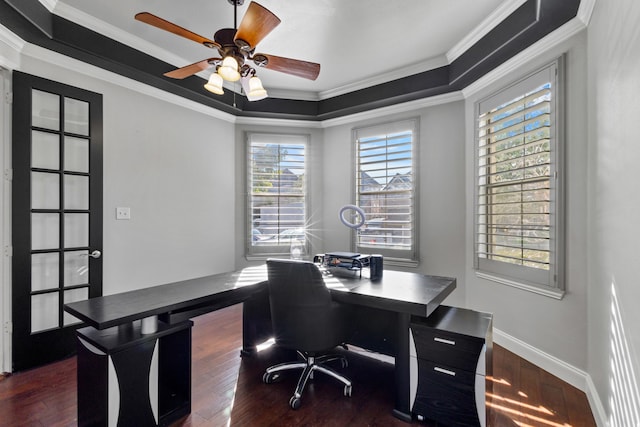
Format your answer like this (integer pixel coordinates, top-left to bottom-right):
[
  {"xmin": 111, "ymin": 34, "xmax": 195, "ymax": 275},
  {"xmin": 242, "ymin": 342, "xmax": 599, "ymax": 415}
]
[{"xmin": 494, "ymin": 328, "xmax": 608, "ymax": 427}]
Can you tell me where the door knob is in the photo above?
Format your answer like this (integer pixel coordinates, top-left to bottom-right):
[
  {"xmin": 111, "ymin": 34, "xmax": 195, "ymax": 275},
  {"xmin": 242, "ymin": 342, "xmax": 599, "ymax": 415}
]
[{"xmin": 82, "ymin": 250, "xmax": 102, "ymax": 259}]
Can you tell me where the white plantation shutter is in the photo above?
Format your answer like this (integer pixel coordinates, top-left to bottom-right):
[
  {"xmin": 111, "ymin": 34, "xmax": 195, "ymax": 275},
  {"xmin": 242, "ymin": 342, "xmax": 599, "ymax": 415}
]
[
  {"xmin": 354, "ymin": 119, "xmax": 417, "ymax": 262},
  {"xmin": 475, "ymin": 61, "xmax": 564, "ymax": 292},
  {"xmin": 247, "ymin": 133, "xmax": 308, "ymax": 256}
]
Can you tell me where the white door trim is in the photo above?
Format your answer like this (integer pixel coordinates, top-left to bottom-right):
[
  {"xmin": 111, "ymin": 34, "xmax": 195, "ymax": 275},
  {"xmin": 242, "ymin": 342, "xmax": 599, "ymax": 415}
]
[{"xmin": 1, "ymin": 68, "xmax": 12, "ymax": 373}]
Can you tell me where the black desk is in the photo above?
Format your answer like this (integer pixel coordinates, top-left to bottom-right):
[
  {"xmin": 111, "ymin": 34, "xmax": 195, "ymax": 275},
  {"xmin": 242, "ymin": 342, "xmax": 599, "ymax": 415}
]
[{"xmin": 65, "ymin": 265, "xmax": 456, "ymax": 425}]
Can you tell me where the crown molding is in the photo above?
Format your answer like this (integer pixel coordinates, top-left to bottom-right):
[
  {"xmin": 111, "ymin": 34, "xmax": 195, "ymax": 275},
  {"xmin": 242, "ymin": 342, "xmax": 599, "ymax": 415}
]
[
  {"xmin": 0, "ymin": 22, "xmax": 25, "ymax": 52},
  {"xmin": 49, "ymin": 0, "xmax": 191, "ymax": 72},
  {"xmin": 461, "ymin": 15, "xmax": 587, "ymax": 99},
  {"xmin": 0, "ymin": 23, "xmax": 24, "ymax": 69},
  {"xmin": 234, "ymin": 115, "xmax": 323, "ymax": 128},
  {"xmin": 266, "ymin": 87, "xmax": 320, "ymax": 102},
  {"xmin": 317, "ymin": 55, "xmax": 449, "ymax": 101},
  {"xmin": 20, "ymin": 40, "xmax": 237, "ymax": 123},
  {"xmin": 37, "ymin": 0, "xmax": 55, "ymax": 12},
  {"xmin": 577, "ymin": 0, "xmax": 596, "ymax": 26},
  {"xmin": 446, "ymin": 0, "xmax": 529, "ymax": 64},
  {"xmin": 320, "ymin": 91, "xmax": 464, "ymax": 129}
]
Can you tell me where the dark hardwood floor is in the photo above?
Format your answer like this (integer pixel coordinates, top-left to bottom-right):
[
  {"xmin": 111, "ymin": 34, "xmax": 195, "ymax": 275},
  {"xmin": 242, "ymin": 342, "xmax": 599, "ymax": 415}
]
[{"xmin": 0, "ymin": 304, "xmax": 596, "ymax": 426}]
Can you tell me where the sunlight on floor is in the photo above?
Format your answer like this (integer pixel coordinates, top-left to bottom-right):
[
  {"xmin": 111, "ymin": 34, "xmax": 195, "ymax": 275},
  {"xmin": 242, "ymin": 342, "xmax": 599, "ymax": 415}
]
[
  {"xmin": 487, "ymin": 376, "xmax": 571, "ymax": 427},
  {"xmin": 486, "ymin": 400, "xmax": 572, "ymax": 427},
  {"xmin": 487, "ymin": 392, "xmax": 554, "ymax": 415}
]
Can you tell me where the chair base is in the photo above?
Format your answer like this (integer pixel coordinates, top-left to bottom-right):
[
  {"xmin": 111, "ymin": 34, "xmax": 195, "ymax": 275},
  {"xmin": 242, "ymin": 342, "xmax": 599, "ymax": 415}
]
[{"xmin": 263, "ymin": 351, "xmax": 352, "ymax": 409}]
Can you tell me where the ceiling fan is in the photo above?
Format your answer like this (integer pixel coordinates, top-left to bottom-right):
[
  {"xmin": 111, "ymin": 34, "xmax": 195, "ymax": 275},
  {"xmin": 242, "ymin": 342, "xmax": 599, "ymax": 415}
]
[{"xmin": 135, "ymin": 0, "xmax": 320, "ymax": 101}]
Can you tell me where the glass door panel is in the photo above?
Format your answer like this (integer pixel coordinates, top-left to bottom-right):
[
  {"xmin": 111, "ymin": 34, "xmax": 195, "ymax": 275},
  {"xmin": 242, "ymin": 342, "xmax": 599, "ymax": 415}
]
[
  {"xmin": 31, "ymin": 253, "xmax": 59, "ymax": 292},
  {"xmin": 64, "ymin": 250, "xmax": 89, "ymax": 287},
  {"xmin": 31, "ymin": 293, "xmax": 59, "ymax": 333},
  {"xmin": 63, "ymin": 98, "xmax": 89, "ymax": 135},
  {"xmin": 31, "ymin": 90, "xmax": 60, "ymax": 130},
  {"xmin": 31, "ymin": 172, "xmax": 59, "ymax": 209},
  {"xmin": 64, "ymin": 213, "xmax": 89, "ymax": 248},
  {"xmin": 63, "ymin": 175, "xmax": 89, "ymax": 210},
  {"xmin": 64, "ymin": 136, "xmax": 89, "ymax": 172},
  {"xmin": 31, "ymin": 213, "xmax": 59, "ymax": 250},
  {"xmin": 31, "ymin": 131, "xmax": 59, "ymax": 169}
]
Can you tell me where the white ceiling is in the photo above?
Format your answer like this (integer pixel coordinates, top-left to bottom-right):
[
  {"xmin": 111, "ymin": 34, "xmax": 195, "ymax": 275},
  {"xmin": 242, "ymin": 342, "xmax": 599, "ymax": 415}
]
[{"xmin": 44, "ymin": 0, "xmax": 524, "ymax": 100}]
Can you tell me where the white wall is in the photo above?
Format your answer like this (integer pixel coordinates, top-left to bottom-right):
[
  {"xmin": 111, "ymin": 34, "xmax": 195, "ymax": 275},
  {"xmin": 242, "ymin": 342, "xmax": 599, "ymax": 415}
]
[
  {"xmin": 587, "ymin": 0, "xmax": 640, "ymax": 423},
  {"xmin": 464, "ymin": 32, "xmax": 590, "ymax": 372},
  {"xmin": 101, "ymin": 88, "xmax": 236, "ymax": 294}
]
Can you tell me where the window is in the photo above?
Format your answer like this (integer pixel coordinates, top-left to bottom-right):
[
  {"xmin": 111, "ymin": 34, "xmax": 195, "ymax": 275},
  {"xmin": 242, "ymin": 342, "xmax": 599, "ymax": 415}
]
[
  {"xmin": 354, "ymin": 119, "xmax": 418, "ymax": 263},
  {"xmin": 475, "ymin": 60, "xmax": 564, "ymax": 294},
  {"xmin": 247, "ymin": 133, "xmax": 308, "ymax": 257}
]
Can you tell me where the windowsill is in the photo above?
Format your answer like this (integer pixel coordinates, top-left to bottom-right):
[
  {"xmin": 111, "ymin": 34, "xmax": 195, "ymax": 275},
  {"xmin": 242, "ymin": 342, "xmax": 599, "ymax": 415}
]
[
  {"xmin": 383, "ymin": 258, "xmax": 419, "ymax": 268},
  {"xmin": 476, "ymin": 271, "xmax": 565, "ymax": 300},
  {"xmin": 246, "ymin": 254, "xmax": 289, "ymax": 262}
]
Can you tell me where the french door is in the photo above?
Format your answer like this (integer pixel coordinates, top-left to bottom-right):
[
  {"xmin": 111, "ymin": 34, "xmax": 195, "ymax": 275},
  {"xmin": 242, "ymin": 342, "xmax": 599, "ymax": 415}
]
[{"xmin": 12, "ymin": 71, "xmax": 103, "ymax": 371}]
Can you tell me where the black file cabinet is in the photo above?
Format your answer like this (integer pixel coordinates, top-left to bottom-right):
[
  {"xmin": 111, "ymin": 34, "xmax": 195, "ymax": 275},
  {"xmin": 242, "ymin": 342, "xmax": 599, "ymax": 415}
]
[{"xmin": 409, "ymin": 306, "xmax": 493, "ymax": 426}]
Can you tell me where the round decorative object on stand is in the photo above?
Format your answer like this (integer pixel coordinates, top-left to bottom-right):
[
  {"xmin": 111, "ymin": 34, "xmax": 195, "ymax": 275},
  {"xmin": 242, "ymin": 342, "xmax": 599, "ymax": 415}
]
[{"xmin": 339, "ymin": 204, "xmax": 366, "ymax": 229}]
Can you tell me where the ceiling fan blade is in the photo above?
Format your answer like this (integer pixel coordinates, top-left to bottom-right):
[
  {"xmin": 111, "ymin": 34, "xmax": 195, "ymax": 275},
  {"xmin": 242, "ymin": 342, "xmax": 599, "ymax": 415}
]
[
  {"xmin": 135, "ymin": 12, "xmax": 220, "ymax": 49},
  {"xmin": 255, "ymin": 54, "xmax": 320, "ymax": 80},
  {"xmin": 163, "ymin": 58, "xmax": 219, "ymax": 79},
  {"xmin": 234, "ymin": 2, "xmax": 281, "ymax": 50}
]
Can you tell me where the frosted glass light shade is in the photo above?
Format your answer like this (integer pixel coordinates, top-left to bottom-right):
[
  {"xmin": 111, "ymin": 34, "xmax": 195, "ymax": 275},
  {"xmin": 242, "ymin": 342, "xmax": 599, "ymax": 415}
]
[
  {"xmin": 204, "ymin": 73, "xmax": 224, "ymax": 94},
  {"xmin": 247, "ymin": 76, "xmax": 268, "ymax": 101},
  {"xmin": 218, "ymin": 56, "xmax": 240, "ymax": 81}
]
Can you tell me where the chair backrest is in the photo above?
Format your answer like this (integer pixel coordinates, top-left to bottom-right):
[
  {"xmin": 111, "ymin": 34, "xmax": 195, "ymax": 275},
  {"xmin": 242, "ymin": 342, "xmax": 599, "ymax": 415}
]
[{"xmin": 266, "ymin": 259, "xmax": 344, "ymax": 352}]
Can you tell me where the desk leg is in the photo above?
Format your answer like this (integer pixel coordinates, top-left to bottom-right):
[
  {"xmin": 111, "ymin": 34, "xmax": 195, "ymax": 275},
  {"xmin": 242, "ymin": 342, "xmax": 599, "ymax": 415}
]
[
  {"xmin": 392, "ymin": 312, "xmax": 413, "ymax": 422},
  {"xmin": 241, "ymin": 289, "xmax": 272, "ymax": 357}
]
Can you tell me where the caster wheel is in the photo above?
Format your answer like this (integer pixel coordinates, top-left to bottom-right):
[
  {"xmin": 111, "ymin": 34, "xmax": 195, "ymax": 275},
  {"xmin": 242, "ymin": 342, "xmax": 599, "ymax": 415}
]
[
  {"xmin": 263, "ymin": 372, "xmax": 277, "ymax": 384},
  {"xmin": 289, "ymin": 395, "xmax": 302, "ymax": 410},
  {"xmin": 344, "ymin": 384, "xmax": 352, "ymax": 397}
]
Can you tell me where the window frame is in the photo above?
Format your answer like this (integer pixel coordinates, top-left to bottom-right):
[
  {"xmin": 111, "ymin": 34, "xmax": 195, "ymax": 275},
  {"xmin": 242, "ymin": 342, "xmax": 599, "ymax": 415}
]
[
  {"xmin": 352, "ymin": 118, "xmax": 419, "ymax": 265},
  {"xmin": 246, "ymin": 132, "xmax": 310, "ymax": 259},
  {"xmin": 473, "ymin": 58, "xmax": 565, "ymax": 297}
]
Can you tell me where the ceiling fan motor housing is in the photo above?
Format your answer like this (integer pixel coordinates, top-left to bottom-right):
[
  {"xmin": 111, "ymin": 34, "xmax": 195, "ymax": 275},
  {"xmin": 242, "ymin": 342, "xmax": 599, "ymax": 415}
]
[{"xmin": 214, "ymin": 28, "xmax": 246, "ymax": 65}]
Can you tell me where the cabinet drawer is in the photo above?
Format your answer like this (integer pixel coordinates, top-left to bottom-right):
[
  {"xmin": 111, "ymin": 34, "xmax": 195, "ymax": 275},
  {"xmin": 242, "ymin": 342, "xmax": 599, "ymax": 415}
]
[
  {"xmin": 412, "ymin": 358, "xmax": 484, "ymax": 426},
  {"xmin": 411, "ymin": 326, "xmax": 485, "ymax": 372}
]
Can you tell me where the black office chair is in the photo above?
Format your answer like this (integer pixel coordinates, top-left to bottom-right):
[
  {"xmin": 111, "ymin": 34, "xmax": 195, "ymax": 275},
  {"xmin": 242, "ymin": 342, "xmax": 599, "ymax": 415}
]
[{"xmin": 263, "ymin": 258, "xmax": 352, "ymax": 409}]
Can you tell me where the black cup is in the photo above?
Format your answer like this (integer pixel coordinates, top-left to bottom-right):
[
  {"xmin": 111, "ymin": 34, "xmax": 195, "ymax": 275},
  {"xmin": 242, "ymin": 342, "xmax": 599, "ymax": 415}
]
[{"xmin": 369, "ymin": 255, "xmax": 383, "ymax": 280}]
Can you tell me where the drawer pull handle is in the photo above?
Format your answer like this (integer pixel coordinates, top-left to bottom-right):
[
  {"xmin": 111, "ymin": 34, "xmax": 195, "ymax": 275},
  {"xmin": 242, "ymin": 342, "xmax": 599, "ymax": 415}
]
[
  {"xmin": 434, "ymin": 367, "xmax": 456, "ymax": 376},
  {"xmin": 434, "ymin": 337, "xmax": 456, "ymax": 346}
]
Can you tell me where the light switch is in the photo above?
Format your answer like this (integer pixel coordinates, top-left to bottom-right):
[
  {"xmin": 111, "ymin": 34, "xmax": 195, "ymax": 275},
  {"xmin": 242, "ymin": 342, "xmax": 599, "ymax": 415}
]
[{"xmin": 116, "ymin": 207, "xmax": 131, "ymax": 220}]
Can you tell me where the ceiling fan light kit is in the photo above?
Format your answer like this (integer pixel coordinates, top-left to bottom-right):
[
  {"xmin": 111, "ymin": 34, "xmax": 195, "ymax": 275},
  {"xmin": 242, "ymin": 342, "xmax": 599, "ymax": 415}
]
[
  {"xmin": 134, "ymin": 1, "xmax": 320, "ymax": 102},
  {"xmin": 247, "ymin": 75, "xmax": 267, "ymax": 99},
  {"xmin": 218, "ymin": 56, "xmax": 241, "ymax": 81},
  {"xmin": 204, "ymin": 73, "xmax": 225, "ymax": 94}
]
